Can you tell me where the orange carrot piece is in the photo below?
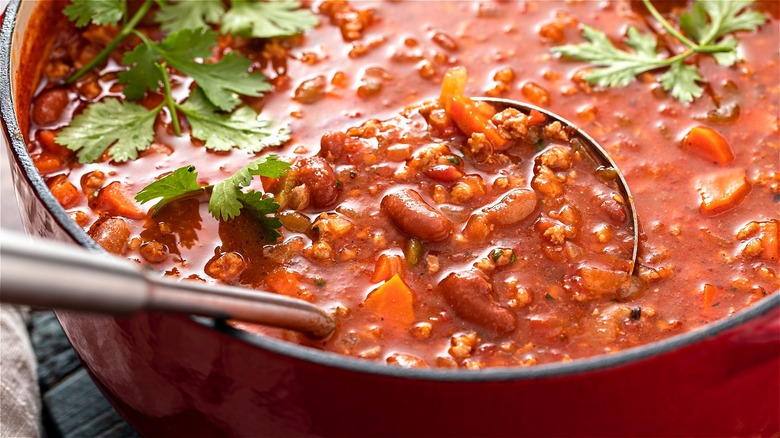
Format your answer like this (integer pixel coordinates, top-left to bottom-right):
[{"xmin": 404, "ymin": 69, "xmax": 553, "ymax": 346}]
[
  {"xmin": 94, "ymin": 181, "xmax": 146, "ymax": 219},
  {"xmin": 702, "ymin": 284, "xmax": 718, "ymax": 310},
  {"xmin": 265, "ymin": 269, "xmax": 309, "ymax": 299},
  {"xmin": 681, "ymin": 126, "xmax": 735, "ymax": 165},
  {"xmin": 364, "ymin": 274, "xmax": 415, "ymax": 326},
  {"xmin": 528, "ymin": 109, "xmax": 547, "ymax": 126},
  {"xmin": 371, "ymin": 254, "xmax": 405, "ymax": 283},
  {"xmin": 447, "ymin": 96, "xmax": 509, "ymax": 150},
  {"xmin": 696, "ymin": 168, "xmax": 751, "ymax": 216},
  {"xmin": 439, "ymin": 66, "xmax": 467, "ymax": 110},
  {"xmin": 32, "ymin": 154, "xmax": 65, "ymax": 174},
  {"xmin": 49, "ymin": 178, "xmax": 80, "ymax": 208}
]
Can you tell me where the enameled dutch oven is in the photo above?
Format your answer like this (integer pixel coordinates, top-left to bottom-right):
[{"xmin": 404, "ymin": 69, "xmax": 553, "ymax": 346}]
[{"xmin": 2, "ymin": 1, "xmax": 778, "ymax": 436}]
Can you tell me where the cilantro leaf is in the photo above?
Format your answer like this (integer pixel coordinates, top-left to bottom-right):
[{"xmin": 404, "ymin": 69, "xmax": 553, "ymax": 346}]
[
  {"xmin": 135, "ymin": 165, "xmax": 203, "ymax": 212},
  {"xmin": 118, "ymin": 28, "xmax": 270, "ymax": 110},
  {"xmin": 552, "ymin": 0, "xmax": 767, "ymax": 103},
  {"xmin": 696, "ymin": 0, "xmax": 767, "ymax": 44},
  {"xmin": 711, "ymin": 35, "xmax": 740, "ymax": 66},
  {"xmin": 155, "ymin": 0, "xmax": 226, "ymax": 34},
  {"xmin": 155, "ymin": 27, "xmax": 215, "ymax": 60},
  {"xmin": 679, "ymin": 1, "xmax": 709, "ymax": 42},
  {"xmin": 659, "ymin": 61, "xmax": 704, "ymax": 104},
  {"xmin": 178, "ymin": 89, "xmax": 290, "ymax": 152},
  {"xmin": 119, "ymin": 42, "xmax": 165, "ymax": 100},
  {"xmin": 553, "ymin": 25, "xmax": 667, "ymax": 88},
  {"xmin": 208, "ymin": 156, "xmax": 291, "ymax": 221},
  {"xmin": 64, "ymin": 0, "xmax": 126, "ymax": 27},
  {"xmin": 239, "ymin": 191, "xmax": 284, "ymax": 241},
  {"xmin": 56, "ymin": 99, "xmax": 158, "ymax": 163},
  {"xmin": 170, "ymin": 52, "xmax": 271, "ymax": 111},
  {"xmin": 222, "ymin": 0, "xmax": 318, "ymax": 39}
]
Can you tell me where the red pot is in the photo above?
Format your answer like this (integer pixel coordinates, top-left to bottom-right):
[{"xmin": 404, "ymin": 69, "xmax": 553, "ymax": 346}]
[{"xmin": 2, "ymin": 1, "xmax": 778, "ymax": 435}]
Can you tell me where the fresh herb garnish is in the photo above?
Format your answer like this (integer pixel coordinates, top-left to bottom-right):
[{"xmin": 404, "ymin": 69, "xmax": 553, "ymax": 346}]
[
  {"xmin": 55, "ymin": 99, "xmax": 158, "ymax": 163},
  {"xmin": 135, "ymin": 155, "xmax": 291, "ymax": 240},
  {"xmin": 490, "ymin": 249, "xmax": 503, "ymax": 262},
  {"xmin": 155, "ymin": 0, "xmax": 226, "ymax": 34},
  {"xmin": 178, "ymin": 89, "xmax": 289, "ymax": 152},
  {"xmin": 221, "ymin": 0, "xmax": 319, "ymax": 38},
  {"xmin": 58, "ymin": 0, "xmax": 317, "ymax": 163},
  {"xmin": 446, "ymin": 155, "xmax": 461, "ymax": 165},
  {"xmin": 156, "ymin": 0, "xmax": 318, "ymax": 38},
  {"xmin": 552, "ymin": 0, "xmax": 767, "ymax": 103},
  {"xmin": 545, "ymin": 293, "xmax": 556, "ymax": 300},
  {"xmin": 64, "ymin": 0, "xmax": 126, "ymax": 27}
]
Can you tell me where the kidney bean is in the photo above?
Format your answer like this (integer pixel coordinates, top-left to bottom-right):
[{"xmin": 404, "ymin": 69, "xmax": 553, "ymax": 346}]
[
  {"xmin": 483, "ymin": 189, "xmax": 538, "ymax": 225},
  {"xmin": 294, "ymin": 75, "xmax": 327, "ymax": 104},
  {"xmin": 381, "ymin": 189, "xmax": 452, "ymax": 241},
  {"xmin": 32, "ymin": 88, "xmax": 69, "ymax": 126},
  {"xmin": 294, "ymin": 157, "xmax": 339, "ymax": 208},
  {"xmin": 438, "ymin": 271, "xmax": 516, "ymax": 333},
  {"xmin": 88, "ymin": 217, "xmax": 130, "ymax": 254}
]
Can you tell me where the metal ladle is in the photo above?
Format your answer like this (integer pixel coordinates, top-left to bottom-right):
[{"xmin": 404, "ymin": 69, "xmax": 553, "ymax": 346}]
[
  {"xmin": 476, "ymin": 97, "xmax": 639, "ymax": 272},
  {"xmin": 0, "ymin": 231, "xmax": 336, "ymax": 338}
]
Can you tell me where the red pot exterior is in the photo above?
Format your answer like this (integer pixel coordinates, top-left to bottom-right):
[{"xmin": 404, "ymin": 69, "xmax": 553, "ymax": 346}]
[{"xmin": 53, "ymin": 306, "xmax": 779, "ymax": 437}]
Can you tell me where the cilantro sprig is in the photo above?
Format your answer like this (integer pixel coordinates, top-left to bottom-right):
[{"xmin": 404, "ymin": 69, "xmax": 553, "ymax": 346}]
[
  {"xmin": 57, "ymin": 0, "xmax": 317, "ymax": 164},
  {"xmin": 157, "ymin": 0, "xmax": 318, "ymax": 38},
  {"xmin": 552, "ymin": 0, "xmax": 767, "ymax": 103},
  {"xmin": 135, "ymin": 155, "xmax": 291, "ymax": 240}
]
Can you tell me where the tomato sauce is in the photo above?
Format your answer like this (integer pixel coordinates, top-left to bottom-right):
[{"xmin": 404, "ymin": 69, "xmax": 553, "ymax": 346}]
[{"xmin": 28, "ymin": 1, "xmax": 779, "ymax": 368}]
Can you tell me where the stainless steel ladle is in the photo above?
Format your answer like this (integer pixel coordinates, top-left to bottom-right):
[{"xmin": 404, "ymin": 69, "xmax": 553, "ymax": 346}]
[
  {"xmin": 0, "ymin": 231, "xmax": 336, "ymax": 338},
  {"xmin": 477, "ymin": 97, "xmax": 639, "ymax": 273}
]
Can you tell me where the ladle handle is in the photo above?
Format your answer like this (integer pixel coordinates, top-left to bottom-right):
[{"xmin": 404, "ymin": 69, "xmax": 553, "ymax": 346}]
[{"xmin": 0, "ymin": 231, "xmax": 335, "ymax": 338}]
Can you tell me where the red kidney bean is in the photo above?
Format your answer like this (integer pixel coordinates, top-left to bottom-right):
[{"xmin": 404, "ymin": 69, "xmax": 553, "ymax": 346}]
[
  {"xmin": 381, "ymin": 189, "xmax": 452, "ymax": 241},
  {"xmin": 484, "ymin": 189, "xmax": 538, "ymax": 225},
  {"xmin": 32, "ymin": 88, "xmax": 69, "ymax": 126},
  {"xmin": 294, "ymin": 75, "xmax": 327, "ymax": 104},
  {"xmin": 438, "ymin": 271, "xmax": 516, "ymax": 333},
  {"xmin": 294, "ymin": 157, "xmax": 339, "ymax": 208}
]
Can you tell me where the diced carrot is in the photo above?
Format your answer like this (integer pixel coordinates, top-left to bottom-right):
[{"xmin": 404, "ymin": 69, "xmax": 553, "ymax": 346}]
[
  {"xmin": 701, "ymin": 283, "xmax": 719, "ymax": 311},
  {"xmin": 447, "ymin": 96, "xmax": 509, "ymax": 150},
  {"xmin": 94, "ymin": 181, "xmax": 146, "ymax": 219},
  {"xmin": 371, "ymin": 254, "xmax": 405, "ymax": 283},
  {"xmin": 38, "ymin": 130, "xmax": 67, "ymax": 156},
  {"xmin": 528, "ymin": 109, "xmax": 547, "ymax": 126},
  {"xmin": 32, "ymin": 153, "xmax": 65, "ymax": 174},
  {"xmin": 48, "ymin": 177, "xmax": 80, "ymax": 208},
  {"xmin": 696, "ymin": 168, "xmax": 751, "ymax": 216},
  {"xmin": 363, "ymin": 274, "xmax": 415, "ymax": 326},
  {"xmin": 260, "ymin": 176, "xmax": 280, "ymax": 193},
  {"xmin": 439, "ymin": 66, "xmax": 467, "ymax": 110},
  {"xmin": 474, "ymin": 100, "xmax": 498, "ymax": 119},
  {"xmin": 265, "ymin": 269, "xmax": 313, "ymax": 301},
  {"xmin": 759, "ymin": 220, "xmax": 779, "ymax": 261},
  {"xmin": 681, "ymin": 126, "xmax": 735, "ymax": 165}
]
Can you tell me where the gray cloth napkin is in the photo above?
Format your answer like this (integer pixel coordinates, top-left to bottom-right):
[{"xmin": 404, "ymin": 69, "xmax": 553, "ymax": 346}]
[{"xmin": 0, "ymin": 305, "xmax": 41, "ymax": 437}]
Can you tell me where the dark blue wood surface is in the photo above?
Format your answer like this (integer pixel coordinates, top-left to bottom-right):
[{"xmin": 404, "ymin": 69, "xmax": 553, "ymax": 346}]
[{"xmin": 29, "ymin": 311, "xmax": 137, "ymax": 438}]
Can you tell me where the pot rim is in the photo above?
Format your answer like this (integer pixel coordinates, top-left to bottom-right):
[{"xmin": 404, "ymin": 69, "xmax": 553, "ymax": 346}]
[{"xmin": 2, "ymin": 0, "xmax": 778, "ymax": 383}]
